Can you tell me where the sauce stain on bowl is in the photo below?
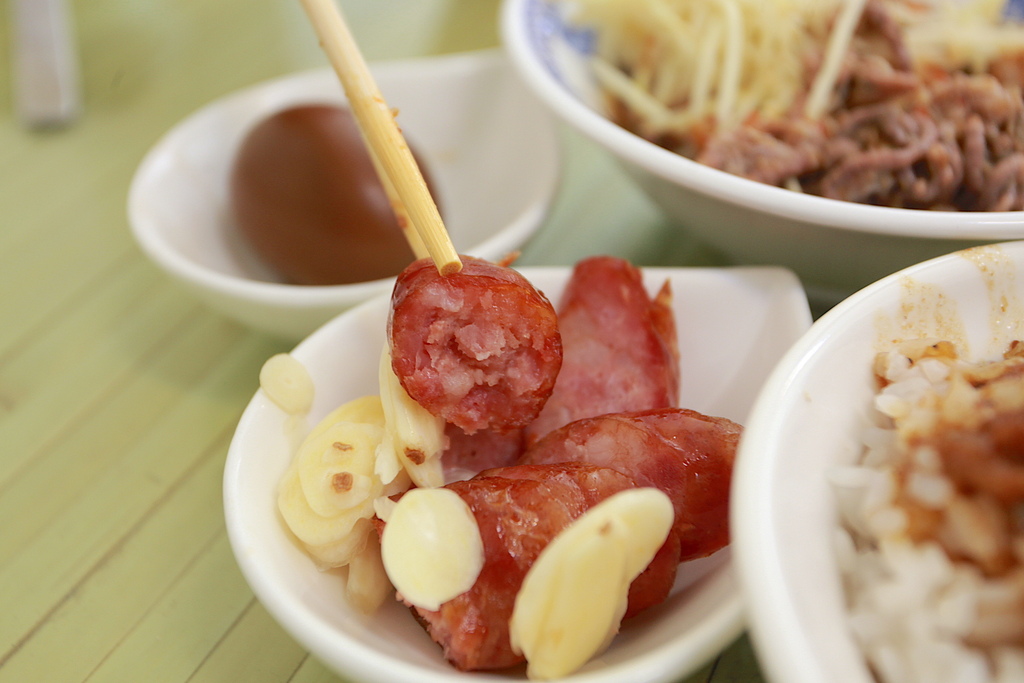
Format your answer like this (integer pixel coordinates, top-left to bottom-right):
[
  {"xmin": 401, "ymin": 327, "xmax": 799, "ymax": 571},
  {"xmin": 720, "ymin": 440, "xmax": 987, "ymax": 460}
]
[
  {"xmin": 961, "ymin": 245, "xmax": 1024, "ymax": 347},
  {"xmin": 873, "ymin": 244, "xmax": 1024, "ymax": 356},
  {"xmin": 874, "ymin": 277, "xmax": 966, "ymax": 352}
]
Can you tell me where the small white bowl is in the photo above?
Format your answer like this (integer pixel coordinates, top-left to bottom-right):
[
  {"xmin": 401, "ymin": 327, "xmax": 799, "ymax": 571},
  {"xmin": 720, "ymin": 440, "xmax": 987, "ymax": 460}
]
[
  {"xmin": 501, "ymin": 0, "xmax": 1024, "ymax": 303},
  {"xmin": 731, "ymin": 240, "xmax": 1024, "ymax": 683},
  {"xmin": 128, "ymin": 50, "xmax": 561, "ymax": 341},
  {"xmin": 224, "ymin": 264, "xmax": 811, "ymax": 683}
]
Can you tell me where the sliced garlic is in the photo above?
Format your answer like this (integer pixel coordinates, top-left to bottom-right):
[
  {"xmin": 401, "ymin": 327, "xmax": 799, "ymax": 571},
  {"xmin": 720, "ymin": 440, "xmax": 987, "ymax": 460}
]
[
  {"xmin": 377, "ymin": 344, "xmax": 445, "ymax": 488},
  {"xmin": 373, "ymin": 435, "xmax": 403, "ymax": 488},
  {"xmin": 278, "ymin": 467, "xmax": 373, "ymax": 568},
  {"xmin": 260, "ymin": 353, "xmax": 314, "ymax": 415},
  {"xmin": 373, "ymin": 494, "xmax": 399, "ymax": 522},
  {"xmin": 509, "ymin": 488, "xmax": 675, "ymax": 680},
  {"xmin": 301, "ymin": 516, "xmax": 374, "ymax": 570},
  {"xmin": 380, "ymin": 487, "xmax": 484, "ymax": 611},
  {"xmin": 513, "ymin": 519, "xmax": 630, "ymax": 679},
  {"xmin": 346, "ymin": 531, "xmax": 393, "ymax": 615},
  {"xmin": 306, "ymin": 394, "xmax": 385, "ymax": 443},
  {"xmin": 381, "ymin": 468, "xmax": 412, "ymax": 498},
  {"xmin": 296, "ymin": 421, "xmax": 383, "ymax": 517},
  {"xmin": 276, "ymin": 395, "xmax": 389, "ymax": 570}
]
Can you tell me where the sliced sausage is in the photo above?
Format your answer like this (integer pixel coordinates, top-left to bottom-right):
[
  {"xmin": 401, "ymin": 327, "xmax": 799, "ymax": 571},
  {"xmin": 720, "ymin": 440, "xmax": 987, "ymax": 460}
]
[
  {"xmin": 389, "ymin": 256, "xmax": 562, "ymax": 434},
  {"xmin": 524, "ymin": 256, "xmax": 679, "ymax": 445},
  {"xmin": 521, "ymin": 407, "xmax": 741, "ymax": 561},
  {"xmin": 399, "ymin": 462, "xmax": 678, "ymax": 671}
]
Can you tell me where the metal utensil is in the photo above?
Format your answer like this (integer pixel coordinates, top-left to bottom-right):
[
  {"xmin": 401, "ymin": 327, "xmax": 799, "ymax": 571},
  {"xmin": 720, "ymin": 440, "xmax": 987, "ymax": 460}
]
[{"xmin": 10, "ymin": 0, "xmax": 81, "ymax": 128}]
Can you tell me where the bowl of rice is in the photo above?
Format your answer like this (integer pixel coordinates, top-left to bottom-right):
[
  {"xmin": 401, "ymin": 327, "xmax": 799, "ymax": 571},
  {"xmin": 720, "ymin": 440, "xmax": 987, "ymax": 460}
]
[
  {"xmin": 502, "ymin": 0, "xmax": 1024, "ymax": 304},
  {"xmin": 731, "ymin": 239, "xmax": 1024, "ymax": 683}
]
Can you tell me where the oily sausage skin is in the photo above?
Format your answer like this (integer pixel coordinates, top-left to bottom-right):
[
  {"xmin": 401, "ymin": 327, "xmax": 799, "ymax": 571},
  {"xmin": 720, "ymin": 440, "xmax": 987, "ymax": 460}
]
[
  {"xmin": 524, "ymin": 256, "xmax": 680, "ymax": 445},
  {"xmin": 440, "ymin": 423, "xmax": 524, "ymax": 483},
  {"xmin": 490, "ymin": 463, "xmax": 681, "ymax": 621},
  {"xmin": 378, "ymin": 258, "xmax": 740, "ymax": 673},
  {"xmin": 395, "ymin": 462, "xmax": 679, "ymax": 671},
  {"xmin": 388, "ymin": 256, "xmax": 562, "ymax": 434},
  {"xmin": 520, "ymin": 407, "xmax": 741, "ymax": 562},
  {"xmin": 391, "ymin": 407, "xmax": 736, "ymax": 671}
]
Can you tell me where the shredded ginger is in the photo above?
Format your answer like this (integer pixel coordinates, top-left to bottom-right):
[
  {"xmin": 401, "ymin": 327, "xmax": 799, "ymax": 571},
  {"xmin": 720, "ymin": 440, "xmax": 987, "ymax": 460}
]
[{"xmin": 574, "ymin": 0, "xmax": 1024, "ymax": 137}]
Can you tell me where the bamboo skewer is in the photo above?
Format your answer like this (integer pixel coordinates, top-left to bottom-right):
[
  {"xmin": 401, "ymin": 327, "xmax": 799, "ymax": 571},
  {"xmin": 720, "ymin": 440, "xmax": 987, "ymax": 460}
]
[
  {"xmin": 367, "ymin": 145, "xmax": 429, "ymax": 261},
  {"xmin": 298, "ymin": 0, "xmax": 461, "ymax": 275}
]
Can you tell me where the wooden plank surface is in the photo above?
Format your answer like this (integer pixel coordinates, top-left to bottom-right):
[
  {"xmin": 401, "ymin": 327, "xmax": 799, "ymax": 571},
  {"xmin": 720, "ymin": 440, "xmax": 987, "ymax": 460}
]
[{"xmin": 0, "ymin": 1, "xmax": 763, "ymax": 681}]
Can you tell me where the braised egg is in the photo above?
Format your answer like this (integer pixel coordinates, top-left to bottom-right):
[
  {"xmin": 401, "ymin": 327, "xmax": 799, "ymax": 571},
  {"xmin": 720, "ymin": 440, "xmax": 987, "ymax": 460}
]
[{"xmin": 230, "ymin": 104, "xmax": 438, "ymax": 286}]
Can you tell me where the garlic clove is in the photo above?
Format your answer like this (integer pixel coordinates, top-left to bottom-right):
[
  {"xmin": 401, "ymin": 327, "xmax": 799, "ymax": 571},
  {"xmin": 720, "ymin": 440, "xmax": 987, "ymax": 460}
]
[
  {"xmin": 378, "ymin": 344, "xmax": 445, "ymax": 487},
  {"xmin": 297, "ymin": 421, "xmax": 383, "ymax": 517},
  {"xmin": 380, "ymin": 487, "xmax": 484, "ymax": 611},
  {"xmin": 301, "ymin": 516, "xmax": 374, "ymax": 571},
  {"xmin": 509, "ymin": 488, "xmax": 675, "ymax": 680},
  {"xmin": 511, "ymin": 518, "xmax": 630, "ymax": 680},
  {"xmin": 259, "ymin": 353, "xmax": 315, "ymax": 415},
  {"xmin": 373, "ymin": 493, "xmax": 399, "ymax": 522},
  {"xmin": 306, "ymin": 394, "xmax": 385, "ymax": 443},
  {"xmin": 374, "ymin": 431, "xmax": 404, "ymax": 485},
  {"xmin": 278, "ymin": 471, "xmax": 374, "ymax": 561},
  {"xmin": 346, "ymin": 530, "xmax": 393, "ymax": 614}
]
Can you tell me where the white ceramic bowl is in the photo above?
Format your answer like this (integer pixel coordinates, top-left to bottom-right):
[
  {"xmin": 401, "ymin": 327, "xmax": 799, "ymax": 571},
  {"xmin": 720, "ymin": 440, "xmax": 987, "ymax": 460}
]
[
  {"xmin": 731, "ymin": 239, "xmax": 1024, "ymax": 683},
  {"xmin": 128, "ymin": 50, "xmax": 561, "ymax": 341},
  {"xmin": 224, "ymin": 264, "xmax": 811, "ymax": 683},
  {"xmin": 500, "ymin": 0, "xmax": 1024, "ymax": 303}
]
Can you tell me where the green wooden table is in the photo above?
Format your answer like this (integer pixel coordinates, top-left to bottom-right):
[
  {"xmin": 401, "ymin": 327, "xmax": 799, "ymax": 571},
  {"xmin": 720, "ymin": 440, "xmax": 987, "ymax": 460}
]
[{"xmin": 0, "ymin": 1, "xmax": 766, "ymax": 680}]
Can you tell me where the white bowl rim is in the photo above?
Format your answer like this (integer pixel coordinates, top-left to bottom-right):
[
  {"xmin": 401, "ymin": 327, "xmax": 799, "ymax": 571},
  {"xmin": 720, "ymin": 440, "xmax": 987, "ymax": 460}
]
[
  {"xmin": 731, "ymin": 238, "xmax": 1024, "ymax": 683},
  {"xmin": 500, "ymin": 0, "xmax": 1024, "ymax": 241},
  {"xmin": 127, "ymin": 49, "xmax": 562, "ymax": 310}
]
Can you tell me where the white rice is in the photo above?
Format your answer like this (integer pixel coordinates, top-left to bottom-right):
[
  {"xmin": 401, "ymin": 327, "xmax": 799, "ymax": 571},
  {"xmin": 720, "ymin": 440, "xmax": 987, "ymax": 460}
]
[{"xmin": 833, "ymin": 341, "xmax": 1024, "ymax": 683}]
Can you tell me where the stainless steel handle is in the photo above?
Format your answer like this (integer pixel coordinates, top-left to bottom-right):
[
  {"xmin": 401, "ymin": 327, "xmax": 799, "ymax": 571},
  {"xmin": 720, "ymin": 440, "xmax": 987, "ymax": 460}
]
[{"xmin": 10, "ymin": 0, "xmax": 81, "ymax": 128}]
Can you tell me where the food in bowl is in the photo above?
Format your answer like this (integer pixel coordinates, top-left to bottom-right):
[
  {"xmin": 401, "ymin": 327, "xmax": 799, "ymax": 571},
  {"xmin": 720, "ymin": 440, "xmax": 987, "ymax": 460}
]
[
  {"xmin": 225, "ymin": 259, "xmax": 809, "ymax": 683},
  {"xmin": 388, "ymin": 255, "xmax": 563, "ymax": 435},
  {"xmin": 129, "ymin": 51, "xmax": 562, "ymax": 340},
  {"xmin": 832, "ymin": 338, "xmax": 1024, "ymax": 682},
  {"xmin": 264, "ymin": 255, "xmax": 741, "ymax": 678},
  {"xmin": 230, "ymin": 104, "xmax": 442, "ymax": 286},
  {"xmin": 570, "ymin": 0, "xmax": 1024, "ymax": 210}
]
